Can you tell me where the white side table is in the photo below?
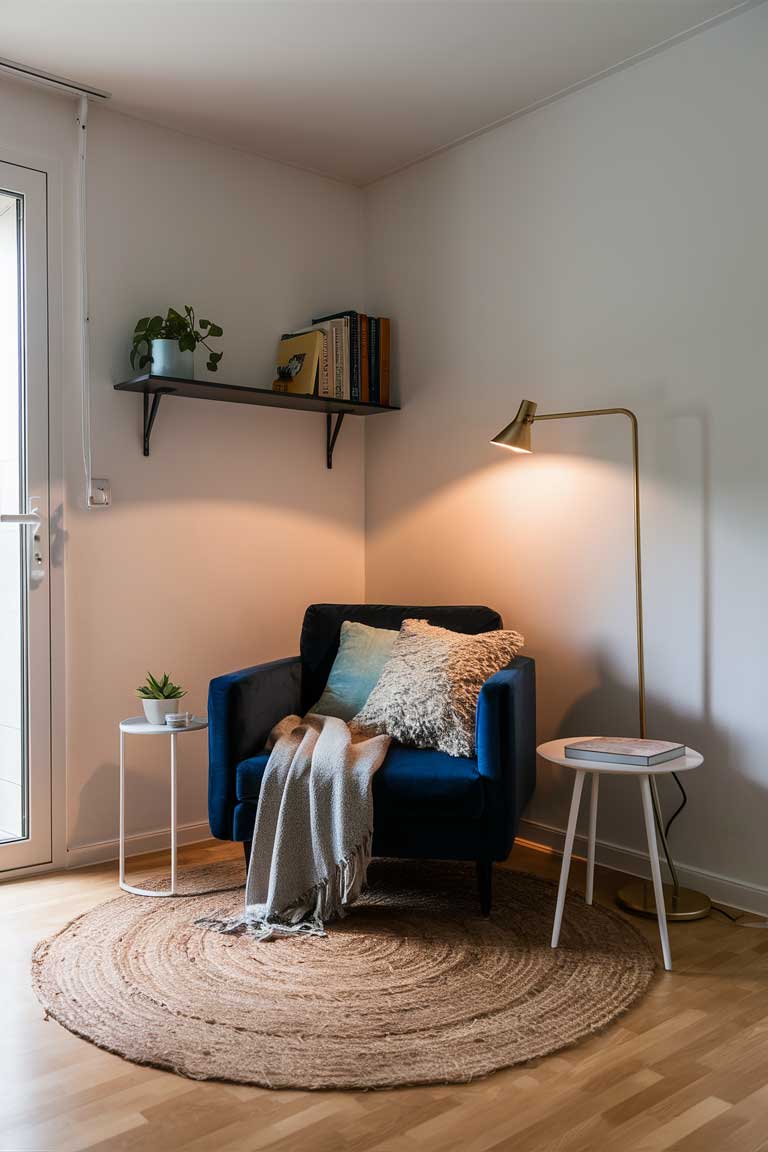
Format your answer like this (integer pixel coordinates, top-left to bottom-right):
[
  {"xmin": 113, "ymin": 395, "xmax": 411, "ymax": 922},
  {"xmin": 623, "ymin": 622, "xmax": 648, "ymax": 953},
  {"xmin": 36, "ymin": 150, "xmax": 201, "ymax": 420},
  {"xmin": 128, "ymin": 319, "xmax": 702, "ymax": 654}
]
[
  {"xmin": 538, "ymin": 738, "xmax": 703, "ymax": 971},
  {"xmin": 119, "ymin": 715, "xmax": 208, "ymax": 897}
]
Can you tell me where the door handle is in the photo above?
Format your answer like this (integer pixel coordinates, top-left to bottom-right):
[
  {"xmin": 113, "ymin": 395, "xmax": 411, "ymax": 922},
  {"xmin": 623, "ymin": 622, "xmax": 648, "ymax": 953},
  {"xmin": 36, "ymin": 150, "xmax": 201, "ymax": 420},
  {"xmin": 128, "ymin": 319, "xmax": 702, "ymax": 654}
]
[
  {"xmin": 1, "ymin": 501, "xmax": 45, "ymax": 583},
  {"xmin": 0, "ymin": 512, "xmax": 41, "ymax": 525}
]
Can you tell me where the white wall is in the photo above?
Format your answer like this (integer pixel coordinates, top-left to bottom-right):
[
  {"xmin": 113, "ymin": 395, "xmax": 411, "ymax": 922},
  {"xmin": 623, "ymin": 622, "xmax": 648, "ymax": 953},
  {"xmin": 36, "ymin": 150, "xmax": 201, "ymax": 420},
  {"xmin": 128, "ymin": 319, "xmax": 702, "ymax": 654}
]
[
  {"xmin": 364, "ymin": 6, "xmax": 768, "ymax": 908},
  {"xmin": 0, "ymin": 77, "xmax": 367, "ymax": 857}
]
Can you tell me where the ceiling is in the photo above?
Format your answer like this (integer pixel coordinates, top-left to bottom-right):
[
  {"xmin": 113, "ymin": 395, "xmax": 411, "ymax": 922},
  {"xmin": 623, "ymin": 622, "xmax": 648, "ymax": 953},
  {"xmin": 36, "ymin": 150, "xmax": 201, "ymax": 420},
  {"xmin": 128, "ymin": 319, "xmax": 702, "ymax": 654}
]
[{"xmin": 1, "ymin": 0, "xmax": 752, "ymax": 185}]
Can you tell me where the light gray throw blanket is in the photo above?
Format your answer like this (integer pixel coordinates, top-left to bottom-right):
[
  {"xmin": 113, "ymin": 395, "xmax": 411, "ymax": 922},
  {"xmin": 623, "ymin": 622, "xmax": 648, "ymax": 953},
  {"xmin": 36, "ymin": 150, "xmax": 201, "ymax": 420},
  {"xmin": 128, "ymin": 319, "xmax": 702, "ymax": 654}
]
[{"xmin": 198, "ymin": 714, "xmax": 390, "ymax": 940}]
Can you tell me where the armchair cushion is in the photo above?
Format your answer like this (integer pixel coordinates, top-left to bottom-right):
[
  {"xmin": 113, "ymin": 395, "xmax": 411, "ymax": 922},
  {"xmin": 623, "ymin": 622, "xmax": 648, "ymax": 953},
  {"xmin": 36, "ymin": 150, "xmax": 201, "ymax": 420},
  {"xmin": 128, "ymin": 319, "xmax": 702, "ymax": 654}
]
[
  {"xmin": 236, "ymin": 752, "xmax": 270, "ymax": 803},
  {"xmin": 373, "ymin": 745, "xmax": 484, "ymax": 818},
  {"xmin": 236, "ymin": 742, "xmax": 484, "ymax": 819}
]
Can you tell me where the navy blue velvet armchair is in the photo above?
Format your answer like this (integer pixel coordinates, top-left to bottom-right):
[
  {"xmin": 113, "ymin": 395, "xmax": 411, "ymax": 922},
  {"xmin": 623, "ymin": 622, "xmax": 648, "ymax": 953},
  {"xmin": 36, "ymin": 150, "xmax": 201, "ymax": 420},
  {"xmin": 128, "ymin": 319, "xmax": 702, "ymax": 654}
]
[{"xmin": 208, "ymin": 604, "xmax": 536, "ymax": 913}]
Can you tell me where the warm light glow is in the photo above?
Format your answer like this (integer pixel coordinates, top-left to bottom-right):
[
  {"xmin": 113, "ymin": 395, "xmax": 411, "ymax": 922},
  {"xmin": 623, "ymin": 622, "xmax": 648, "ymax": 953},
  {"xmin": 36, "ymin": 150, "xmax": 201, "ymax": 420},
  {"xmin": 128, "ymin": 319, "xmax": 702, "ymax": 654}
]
[{"xmin": 497, "ymin": 444, "xmax": 532, "ymax": 454}]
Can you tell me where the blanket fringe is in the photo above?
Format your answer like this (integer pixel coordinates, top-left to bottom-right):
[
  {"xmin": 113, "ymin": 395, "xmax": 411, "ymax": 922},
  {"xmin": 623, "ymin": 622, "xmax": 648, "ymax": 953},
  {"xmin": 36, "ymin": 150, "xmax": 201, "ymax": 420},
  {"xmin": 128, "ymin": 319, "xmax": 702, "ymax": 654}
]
[{"xmin": 196, "ymin": 832, "xmax": 372, "ymax": 942}]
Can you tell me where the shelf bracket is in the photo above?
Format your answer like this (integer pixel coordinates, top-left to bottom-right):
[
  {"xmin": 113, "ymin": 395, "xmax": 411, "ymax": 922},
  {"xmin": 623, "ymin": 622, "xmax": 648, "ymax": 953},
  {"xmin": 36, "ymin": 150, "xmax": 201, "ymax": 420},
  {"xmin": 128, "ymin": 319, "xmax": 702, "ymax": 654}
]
[
  {"xmin": 142, "ymin": 388, "xmax": 175, "ymax": 456},
  {"xmin": 326, "ymin": 412, "xmax": 345, "ymax": 469}
]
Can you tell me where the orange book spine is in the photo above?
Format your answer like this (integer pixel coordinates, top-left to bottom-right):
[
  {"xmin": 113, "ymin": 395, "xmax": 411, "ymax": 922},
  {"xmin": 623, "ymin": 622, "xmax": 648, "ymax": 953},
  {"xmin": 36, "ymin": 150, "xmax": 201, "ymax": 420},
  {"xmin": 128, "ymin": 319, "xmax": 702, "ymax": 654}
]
[{"xmin": 379, "ymin": 317, "xmax": 391, "ymax": 407}]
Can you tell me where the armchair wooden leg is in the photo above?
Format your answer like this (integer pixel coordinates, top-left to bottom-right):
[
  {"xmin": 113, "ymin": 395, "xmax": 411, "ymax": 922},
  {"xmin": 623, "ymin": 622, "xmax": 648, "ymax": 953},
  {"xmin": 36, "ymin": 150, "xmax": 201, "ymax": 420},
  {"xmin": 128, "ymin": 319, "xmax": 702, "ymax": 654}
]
[
  {"xmin": 243, "ymin": 839, "xmax": 252, "ymax": 869},
  {"xmin": 476, "ymin": 859, "xmax": 493, "ymax": 916}
]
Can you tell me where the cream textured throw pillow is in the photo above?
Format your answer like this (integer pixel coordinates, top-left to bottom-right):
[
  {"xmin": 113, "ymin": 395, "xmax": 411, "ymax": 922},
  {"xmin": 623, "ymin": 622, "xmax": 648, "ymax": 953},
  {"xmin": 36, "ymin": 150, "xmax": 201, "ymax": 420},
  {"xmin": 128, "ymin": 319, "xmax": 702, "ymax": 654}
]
[{"xmin": 351, "ymin": 619, "xmax": 524, "ymax": 758}]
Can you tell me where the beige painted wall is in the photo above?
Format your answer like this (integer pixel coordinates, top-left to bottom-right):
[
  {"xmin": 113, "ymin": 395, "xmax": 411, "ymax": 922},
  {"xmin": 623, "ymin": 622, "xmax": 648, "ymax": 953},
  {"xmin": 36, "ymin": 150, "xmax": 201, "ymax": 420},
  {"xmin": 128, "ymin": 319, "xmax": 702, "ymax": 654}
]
[
  {"xmin": 0, "ymin": 77, "xmax": 367, "ymax": 854},
  {"xmin": 364, "ymin": 6, "xmax": 768, "ymax": 906}
]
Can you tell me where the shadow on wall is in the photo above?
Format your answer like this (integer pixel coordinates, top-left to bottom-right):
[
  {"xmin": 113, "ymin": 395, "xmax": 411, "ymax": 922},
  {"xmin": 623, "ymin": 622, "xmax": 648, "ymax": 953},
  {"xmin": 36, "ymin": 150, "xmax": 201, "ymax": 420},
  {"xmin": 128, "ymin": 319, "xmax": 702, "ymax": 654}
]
[
  {"xmin": 69, "ymin": 751, "xmax": 209, "ymax": 853},
  {"xmin": 106, "ymin": 394, "xmax": 366, "ymax": 514},
  {"xmin": 558, "ymin": 645, "xmax": 726, "ymax": 777},
  {"xmin": 543, "ymin": 649, "xmax": 736, "ymax": 868}
]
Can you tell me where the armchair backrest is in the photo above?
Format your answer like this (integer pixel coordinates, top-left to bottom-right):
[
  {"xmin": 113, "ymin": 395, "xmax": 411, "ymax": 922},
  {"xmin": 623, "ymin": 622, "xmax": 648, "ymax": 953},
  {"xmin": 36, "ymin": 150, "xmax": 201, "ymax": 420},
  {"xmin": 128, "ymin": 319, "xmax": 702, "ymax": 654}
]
[{"xmin": 299, "ymin": 603, "xmax": 503, "ymax": 713}]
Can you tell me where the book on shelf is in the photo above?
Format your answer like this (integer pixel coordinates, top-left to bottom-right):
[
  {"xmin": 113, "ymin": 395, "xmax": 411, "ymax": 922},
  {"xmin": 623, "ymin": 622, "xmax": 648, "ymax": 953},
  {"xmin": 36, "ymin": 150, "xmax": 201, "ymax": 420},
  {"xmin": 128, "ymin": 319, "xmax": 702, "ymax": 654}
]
[
  {"xmin": 280, "ymin": 325, "xmax": 330, "ymax": 396},
  {"xmin": 272, "ymin": 331, "xmax": 324, "ymax": 395},
  {"xmin": 276, "ymin": 308, "xmax": 392, "ymax": 406},
  {"xmin": 313, "ymin": 310, "xmax": 356, "ymax": 400},
  {"xmin": 368, "ymin": 316, "xmax": 379, "ymax": 404},
  {"xmin": 359, "ymin": 314, "xmax": 369, "ymax": 402},
  {"xmin": 564, "ymin": 738, "xmax": 685, "ymax": 766},
  {"xmin": 379, "ymin": 316, "xmax": 390, "ymax": 407},
  {"xmin": 332, "ymin": 317, "xmax": 348, "ymax": 398}
]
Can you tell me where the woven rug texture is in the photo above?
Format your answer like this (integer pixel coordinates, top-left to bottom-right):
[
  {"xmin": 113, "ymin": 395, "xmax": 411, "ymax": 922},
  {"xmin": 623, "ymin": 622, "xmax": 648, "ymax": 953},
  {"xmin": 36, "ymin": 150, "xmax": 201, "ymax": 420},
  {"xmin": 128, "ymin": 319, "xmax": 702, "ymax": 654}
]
[{"xmin": 32, "ymin": 859, "xmax": 656, "ymax": 1090}]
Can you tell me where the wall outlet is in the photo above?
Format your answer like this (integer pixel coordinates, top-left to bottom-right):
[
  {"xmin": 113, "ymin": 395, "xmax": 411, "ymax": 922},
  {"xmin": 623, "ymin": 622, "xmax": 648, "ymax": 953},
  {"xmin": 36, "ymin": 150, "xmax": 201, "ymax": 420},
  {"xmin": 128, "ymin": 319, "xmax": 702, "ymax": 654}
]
[{"xmin": 88, "ymin": 479, "xmax": 111, "ymax": 508}]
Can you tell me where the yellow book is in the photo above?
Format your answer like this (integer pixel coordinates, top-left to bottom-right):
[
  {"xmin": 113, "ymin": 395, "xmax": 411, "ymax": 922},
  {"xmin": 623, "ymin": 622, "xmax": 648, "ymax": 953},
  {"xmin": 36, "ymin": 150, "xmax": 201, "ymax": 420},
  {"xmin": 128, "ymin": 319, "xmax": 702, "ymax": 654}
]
[{"xmin": 272, "ymin": 331, "xmax": 322, "ymax": 395}]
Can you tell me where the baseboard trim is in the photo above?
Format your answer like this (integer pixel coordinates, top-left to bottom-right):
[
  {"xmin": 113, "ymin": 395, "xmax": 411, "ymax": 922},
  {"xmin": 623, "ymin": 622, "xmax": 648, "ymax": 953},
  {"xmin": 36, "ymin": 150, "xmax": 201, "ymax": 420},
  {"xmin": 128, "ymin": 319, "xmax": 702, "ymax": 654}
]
[
  {"xmin": 519, "ymin": 817, "xmax": 768, "ymax": 916},
  {"xmin": 17, "ymin": 815, "xmax": 768, "ymax": 917},
  {"xmin": 66, "ymin": 821, "xmax": 212, "ymax": 870}
]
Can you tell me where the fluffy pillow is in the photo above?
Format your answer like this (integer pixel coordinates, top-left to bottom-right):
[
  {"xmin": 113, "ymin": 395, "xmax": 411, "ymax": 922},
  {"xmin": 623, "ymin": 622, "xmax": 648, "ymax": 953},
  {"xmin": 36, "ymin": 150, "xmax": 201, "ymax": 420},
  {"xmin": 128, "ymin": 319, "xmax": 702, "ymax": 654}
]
[
  {"xmin": 351, "ymin": 618, "xmax": 524, "ymax": 758},
  {"xmin": 310, "ymin": 620, "xmax": 399, "ymax": 722}
]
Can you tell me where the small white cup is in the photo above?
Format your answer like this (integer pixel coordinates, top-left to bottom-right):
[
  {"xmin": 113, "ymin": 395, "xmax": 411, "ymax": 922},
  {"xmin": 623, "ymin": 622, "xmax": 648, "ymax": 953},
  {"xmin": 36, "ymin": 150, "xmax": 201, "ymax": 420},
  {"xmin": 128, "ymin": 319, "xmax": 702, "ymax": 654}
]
[{"xmin": 165, "ymin": 711, "xmax": 190, "ymax": 728}]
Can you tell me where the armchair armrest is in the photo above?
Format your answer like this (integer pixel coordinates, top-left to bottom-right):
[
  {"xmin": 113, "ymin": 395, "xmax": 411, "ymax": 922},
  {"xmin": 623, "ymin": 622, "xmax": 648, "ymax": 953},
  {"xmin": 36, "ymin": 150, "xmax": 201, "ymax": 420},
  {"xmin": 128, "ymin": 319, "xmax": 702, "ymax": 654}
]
[
  {"xmin": 475, "ymin": 656, "xmax": 536, "ymax": 856},
  {"xmin": 208, "ymin": 656, "xmax": 301, "ymax": 839}
]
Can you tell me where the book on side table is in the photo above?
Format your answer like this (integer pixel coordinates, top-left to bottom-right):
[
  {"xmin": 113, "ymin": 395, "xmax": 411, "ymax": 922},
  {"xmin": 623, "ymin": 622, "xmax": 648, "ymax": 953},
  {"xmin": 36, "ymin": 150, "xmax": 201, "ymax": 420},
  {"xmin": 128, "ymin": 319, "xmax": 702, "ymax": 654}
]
[{"xmin": 564, "ymin": 737, "xmax": 685, "ymax": 766}]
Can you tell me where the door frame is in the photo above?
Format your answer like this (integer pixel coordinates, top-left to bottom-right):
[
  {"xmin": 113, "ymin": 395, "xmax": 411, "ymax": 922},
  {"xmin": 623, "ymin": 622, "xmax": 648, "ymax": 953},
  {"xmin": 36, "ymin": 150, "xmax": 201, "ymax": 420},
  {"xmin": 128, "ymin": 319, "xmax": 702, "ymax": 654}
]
[{"xmin": 0, "ymin": 142, "xmax": 66, "ymax": 878}]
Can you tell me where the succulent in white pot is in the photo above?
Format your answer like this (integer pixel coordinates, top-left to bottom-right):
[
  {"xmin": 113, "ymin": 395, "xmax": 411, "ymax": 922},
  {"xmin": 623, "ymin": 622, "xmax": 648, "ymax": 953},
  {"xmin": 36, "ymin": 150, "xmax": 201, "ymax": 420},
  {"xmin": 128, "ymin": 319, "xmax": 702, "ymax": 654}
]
[{"xmin": 136, "ymin": 672, "xmax": 187, "ymax": 725}]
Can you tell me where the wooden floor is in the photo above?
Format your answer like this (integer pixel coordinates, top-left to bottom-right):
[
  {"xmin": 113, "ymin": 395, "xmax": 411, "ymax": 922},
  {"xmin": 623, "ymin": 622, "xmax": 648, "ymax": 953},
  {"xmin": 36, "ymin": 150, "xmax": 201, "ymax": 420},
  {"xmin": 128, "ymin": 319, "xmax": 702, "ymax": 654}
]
[{"xmin": 2, "ymin": 840, "xmax": 768, "ymax": 1152}]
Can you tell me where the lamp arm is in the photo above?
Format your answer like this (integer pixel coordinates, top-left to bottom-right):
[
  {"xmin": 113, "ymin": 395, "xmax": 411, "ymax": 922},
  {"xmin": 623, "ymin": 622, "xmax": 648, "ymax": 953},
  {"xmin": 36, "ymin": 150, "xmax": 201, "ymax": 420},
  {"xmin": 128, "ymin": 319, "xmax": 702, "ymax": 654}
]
[{"xmin": 531, "ymin": 407, "xmax": 645, "ymax": 739}]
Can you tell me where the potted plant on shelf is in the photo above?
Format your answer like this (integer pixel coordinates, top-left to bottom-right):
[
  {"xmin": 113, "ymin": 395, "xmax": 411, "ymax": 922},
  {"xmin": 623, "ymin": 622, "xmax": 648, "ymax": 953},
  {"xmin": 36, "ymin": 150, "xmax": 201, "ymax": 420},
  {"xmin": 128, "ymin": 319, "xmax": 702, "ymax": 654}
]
[
  {"xmin": 130, "ymin": 306, "xmax": 223, "ymax": 380},
  {"xmin": 136, "ymin": 672, "xmax": 187, "ymax": 725}
]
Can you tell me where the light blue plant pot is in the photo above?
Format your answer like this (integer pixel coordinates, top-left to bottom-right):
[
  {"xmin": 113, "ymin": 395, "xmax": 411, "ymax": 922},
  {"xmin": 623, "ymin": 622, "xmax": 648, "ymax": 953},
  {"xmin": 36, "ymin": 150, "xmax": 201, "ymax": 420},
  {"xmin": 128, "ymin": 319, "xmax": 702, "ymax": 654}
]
[{"xmin": 150, "ymin": 339, "xmax": 194, "ymax": 379}]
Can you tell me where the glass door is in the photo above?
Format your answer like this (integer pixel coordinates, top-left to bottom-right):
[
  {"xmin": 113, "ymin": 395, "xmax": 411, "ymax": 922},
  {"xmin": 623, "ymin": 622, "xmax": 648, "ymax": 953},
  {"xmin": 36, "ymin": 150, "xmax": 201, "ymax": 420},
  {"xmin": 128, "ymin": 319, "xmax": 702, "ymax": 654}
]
[{"xmin": 0, "ymin": 161, "xmax": 51, "ymax": 871}]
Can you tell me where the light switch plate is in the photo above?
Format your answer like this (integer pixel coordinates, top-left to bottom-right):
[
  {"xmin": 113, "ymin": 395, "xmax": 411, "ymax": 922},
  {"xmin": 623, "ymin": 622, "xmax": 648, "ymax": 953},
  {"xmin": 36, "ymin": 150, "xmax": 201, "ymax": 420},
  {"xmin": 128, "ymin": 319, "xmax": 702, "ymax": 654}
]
[{"xmin": 88, "ymin": 478, "xmax": 111, "ymax": 508}]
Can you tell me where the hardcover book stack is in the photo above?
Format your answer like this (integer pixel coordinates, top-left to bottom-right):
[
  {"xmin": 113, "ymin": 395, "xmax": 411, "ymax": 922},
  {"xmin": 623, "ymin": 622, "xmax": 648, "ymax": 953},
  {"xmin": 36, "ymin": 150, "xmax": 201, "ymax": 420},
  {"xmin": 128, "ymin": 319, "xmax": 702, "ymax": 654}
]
[{"xmin": 273, "ymin": 310, "xmax": 391, "ymax": 405}]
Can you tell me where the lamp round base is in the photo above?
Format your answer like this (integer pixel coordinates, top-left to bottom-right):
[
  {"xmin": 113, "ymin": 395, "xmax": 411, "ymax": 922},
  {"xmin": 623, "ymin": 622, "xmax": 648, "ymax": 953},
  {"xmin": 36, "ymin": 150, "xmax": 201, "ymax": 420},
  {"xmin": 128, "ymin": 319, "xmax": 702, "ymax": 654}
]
[{"xmin": 616, "ymin": 881, "xmax": 711, "ymax": 921}]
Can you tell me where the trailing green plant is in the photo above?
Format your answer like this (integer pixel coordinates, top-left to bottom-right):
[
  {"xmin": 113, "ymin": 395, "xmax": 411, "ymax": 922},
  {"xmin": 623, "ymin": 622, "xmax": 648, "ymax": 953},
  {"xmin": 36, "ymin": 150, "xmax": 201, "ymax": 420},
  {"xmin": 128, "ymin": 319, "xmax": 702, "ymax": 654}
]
[
  {"xmin": 135, "ymin": 672, "xmax": 187, "ymax": 701},
  {"xmin": 130, "ymin": 306, "xmax": 223, "ymax": 373}
]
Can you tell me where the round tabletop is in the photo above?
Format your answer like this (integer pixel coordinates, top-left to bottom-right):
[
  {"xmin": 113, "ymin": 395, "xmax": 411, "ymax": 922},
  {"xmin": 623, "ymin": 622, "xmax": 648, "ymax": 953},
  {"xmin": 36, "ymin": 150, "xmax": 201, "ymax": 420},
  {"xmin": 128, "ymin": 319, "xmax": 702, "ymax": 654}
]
[
  {"xmin": 537, "ymin": 738, "xmax": 702, "ymax": 775},
  {"xmin": 120, "ymin": 715, "xmax": 208, "ymax": 735}
]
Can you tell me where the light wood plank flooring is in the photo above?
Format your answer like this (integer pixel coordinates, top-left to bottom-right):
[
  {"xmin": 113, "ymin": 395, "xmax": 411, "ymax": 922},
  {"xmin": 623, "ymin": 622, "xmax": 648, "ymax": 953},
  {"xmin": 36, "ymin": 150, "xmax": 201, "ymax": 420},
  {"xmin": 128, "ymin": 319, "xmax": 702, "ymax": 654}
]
[{"xmin": 1, "ymin": 839, "xmax": 767, "ymax": 1152}]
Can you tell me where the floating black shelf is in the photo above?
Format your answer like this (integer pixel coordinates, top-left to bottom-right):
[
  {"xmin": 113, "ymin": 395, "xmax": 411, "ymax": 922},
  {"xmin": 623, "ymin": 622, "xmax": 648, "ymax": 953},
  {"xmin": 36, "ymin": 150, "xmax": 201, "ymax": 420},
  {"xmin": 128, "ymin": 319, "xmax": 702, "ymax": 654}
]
[{"xmin": 114, "ymin": 374, "xmax": 400, "ymax": 468}]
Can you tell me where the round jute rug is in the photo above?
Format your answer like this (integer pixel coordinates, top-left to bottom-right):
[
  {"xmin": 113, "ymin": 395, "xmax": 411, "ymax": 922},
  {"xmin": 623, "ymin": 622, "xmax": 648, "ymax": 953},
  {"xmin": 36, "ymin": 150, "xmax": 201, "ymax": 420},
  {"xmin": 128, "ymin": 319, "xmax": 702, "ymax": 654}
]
[{"xmin": 32, "ymin": 859, "xmax": 655, "ymax": 1090}]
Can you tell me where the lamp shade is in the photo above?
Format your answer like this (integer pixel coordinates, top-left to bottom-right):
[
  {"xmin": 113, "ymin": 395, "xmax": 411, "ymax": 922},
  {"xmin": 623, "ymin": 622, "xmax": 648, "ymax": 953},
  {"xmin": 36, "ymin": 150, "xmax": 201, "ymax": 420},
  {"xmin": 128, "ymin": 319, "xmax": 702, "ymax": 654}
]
[{"xmin": 491, "ymin": 399, "xmax": 537, "ymax": 453}]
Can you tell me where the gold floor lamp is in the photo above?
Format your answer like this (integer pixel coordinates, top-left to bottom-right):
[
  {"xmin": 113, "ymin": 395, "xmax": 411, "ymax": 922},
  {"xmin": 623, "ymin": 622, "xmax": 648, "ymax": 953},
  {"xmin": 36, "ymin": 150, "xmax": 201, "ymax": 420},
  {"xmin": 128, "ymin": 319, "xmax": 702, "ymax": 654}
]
[{"xmin": 492, "ymin": 399, "xmax": 710, "ymax": 920}]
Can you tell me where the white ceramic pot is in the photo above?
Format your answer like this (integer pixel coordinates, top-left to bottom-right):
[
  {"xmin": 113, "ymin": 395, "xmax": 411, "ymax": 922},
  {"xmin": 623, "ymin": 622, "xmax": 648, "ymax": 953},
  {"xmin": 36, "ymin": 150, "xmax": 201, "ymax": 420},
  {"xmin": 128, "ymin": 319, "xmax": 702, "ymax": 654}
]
[
  {"xmin": 150, "ymin": 338, "xmax": 195, "ymax": 379},
  {"xmin": 142, "ymin": 698, "xmax": 179, "ymax": 725}
]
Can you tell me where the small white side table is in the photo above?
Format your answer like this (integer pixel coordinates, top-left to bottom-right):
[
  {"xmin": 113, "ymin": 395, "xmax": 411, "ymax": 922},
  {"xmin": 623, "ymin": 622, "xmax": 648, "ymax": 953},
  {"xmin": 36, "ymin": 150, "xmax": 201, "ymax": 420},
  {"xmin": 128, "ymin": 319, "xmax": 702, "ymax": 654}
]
[
  {"xmin": 119, "ymin": 715, "xmax": 208, "ymax": 897},
  {"xmin": 538, "ymin": 738, "xmax": 703, "ymax": 971}
]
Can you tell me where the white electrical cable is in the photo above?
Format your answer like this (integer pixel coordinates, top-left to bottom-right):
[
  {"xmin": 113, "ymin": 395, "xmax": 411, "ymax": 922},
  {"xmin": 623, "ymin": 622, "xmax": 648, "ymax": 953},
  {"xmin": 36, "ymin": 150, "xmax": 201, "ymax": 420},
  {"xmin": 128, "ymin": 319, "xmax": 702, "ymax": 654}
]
[{"xmin": 76, "ymin": 95, "xmax": 93, "ymax": 509}]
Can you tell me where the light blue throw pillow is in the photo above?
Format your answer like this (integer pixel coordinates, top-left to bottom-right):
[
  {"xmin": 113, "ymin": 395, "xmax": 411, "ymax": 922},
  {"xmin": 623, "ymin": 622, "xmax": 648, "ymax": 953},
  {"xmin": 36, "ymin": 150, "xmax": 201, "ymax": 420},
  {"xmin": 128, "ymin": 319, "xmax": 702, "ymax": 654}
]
[{"xmin": 310, "ymin": 620, "xmax": 399, "ymax": 722}]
